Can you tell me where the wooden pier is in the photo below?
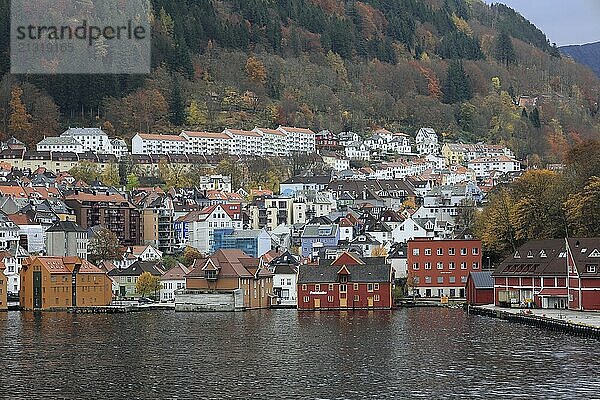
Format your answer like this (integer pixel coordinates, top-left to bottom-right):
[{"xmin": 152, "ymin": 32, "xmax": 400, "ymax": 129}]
[{"xmin": 467, "ymin": 304, "xmax": 600, "ymax": 339}]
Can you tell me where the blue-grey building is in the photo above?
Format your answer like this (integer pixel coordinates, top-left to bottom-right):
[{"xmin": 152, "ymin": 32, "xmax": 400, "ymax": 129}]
[
  {"xmin": 211, "ymin": 229, "xmax": 272, "ymax": 258},
  {"xmin": 300, "ymin": 224, "xmax": 340, "ymax": 257}
]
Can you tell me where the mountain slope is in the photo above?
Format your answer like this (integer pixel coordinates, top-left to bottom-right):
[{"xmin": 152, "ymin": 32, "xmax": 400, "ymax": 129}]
[{"xmin": 561, "ymin": 41, "xmax": 600, "ymax": 78}]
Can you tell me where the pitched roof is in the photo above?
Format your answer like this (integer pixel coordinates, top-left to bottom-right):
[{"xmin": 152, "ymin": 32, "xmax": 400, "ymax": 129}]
[
  {"xmin": 161, "ymin": 264, "xmax": 191, "ymax": 281},
  {"xmin": 108, "ymin": 261, "xmax": 165, "ymax": 277},
  {"xmin": 182, "ymin": 131, "xmax": 231, "ymax": 139},
  {"xmin": 567, "ymin": 238, "xmax": 600, "ymax": 277},
  {"xmin": 298, "ymin": 261, "xmax": 391, "ymax": 283},
  {"xmin": 277, "ymin": 126, "xmax": 315, "ymax": 135},
  {"xmin": 494, "ymin": 239, "xmax": 565, "ymax": 277},
  {"xmin": 225, "ymin": 129, "xmax": 262, "ymax": 137},
  {"xmin": 186, "ymin": 249, "xmax": 257, "ymax": 279},
  {"xmin": 46, "ymin": 221, "xmax": 87, "ymax": 233},
  {"xmin": 137, "ymin": 133, "xmax": 187, "ymax": 142},
  {"xmin": 468, "ymin": 271, "xmax": 494, "ymax": 289}
]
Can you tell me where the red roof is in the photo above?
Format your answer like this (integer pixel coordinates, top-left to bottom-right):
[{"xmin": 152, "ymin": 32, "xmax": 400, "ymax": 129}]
[
  {"xmin": 183, "ymin": 131, "xmax": 231, "ymax": 139},
  {"xmin": 138, "ymin": 133, "xmax": 187, "ymax": 141}
]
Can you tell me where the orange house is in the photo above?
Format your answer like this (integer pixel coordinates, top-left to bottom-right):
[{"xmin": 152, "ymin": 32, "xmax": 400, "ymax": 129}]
[
  {"xmin": 20, "ymin": 256, "xmax": 113, "ymax": 310},
  {"xmin": 0, "ymin": 261, "xmax": 7, "ymax": 310}
]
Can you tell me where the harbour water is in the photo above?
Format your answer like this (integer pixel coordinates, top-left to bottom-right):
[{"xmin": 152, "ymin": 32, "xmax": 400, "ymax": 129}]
[{"xmin": 1, "ymin": 308, "xmax": 598, "ymax": 399}]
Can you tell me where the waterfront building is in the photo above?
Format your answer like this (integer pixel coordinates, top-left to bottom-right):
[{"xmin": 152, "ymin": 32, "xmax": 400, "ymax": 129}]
[
  {"xmin": 160, "ymin": 263, "xmax": 190, "ymax": 302},
  {"xmin": 0, "ymin": 245, "xmax": 28, "ymax": 295},
  {"xmin": 407, "ymin": 238, "xmax": 482, "ymax": 298},
  {"xmin": 466, "ymin": 271, "xmax": 494, "ymax": 305},
  {"xmin": 566, "ymin": 238, "xmax": 600, "ymax": 311},
  {"xmin": 300, "ymin": 223, "xmax": 340, "ymax": 258},
  {"xmin": 180, "ymin": 249, "xmax": 274, "ymax": 310},
  {"xmin": 108, "ymin": 260, "xmax": 165, "ymax": 299},
  {"xmin": 493, "ymin": 239, "xmax": 568, "ymax": 309},
  {"xmin": 269, "ymin": 251, "xmax": 299, "ymax": 307},
  {"xmin": 297, "ymin": 252, "xmax": 393, "ymax": 310},
  {"xmin": 19, "ymin": 256, "xmax": 112, "ymax": 310}
]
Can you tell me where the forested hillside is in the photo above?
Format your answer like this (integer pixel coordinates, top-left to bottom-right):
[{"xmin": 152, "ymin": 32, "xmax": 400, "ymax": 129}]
[
  {"xmin": 0, "ymin": 0, "xmax": 599, "ymax": 163},
  {"xmin": 561, "ymin": 41, "xmax": 600, "ymax": 79}
]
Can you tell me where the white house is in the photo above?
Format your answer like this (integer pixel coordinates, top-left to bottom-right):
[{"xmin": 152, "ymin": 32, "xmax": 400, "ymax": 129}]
[
  {"xmin": 337, "ymin": 131, "xmax": 360, "ymax": 147},
  {"xmin": 345, "ymin": 141, "xmax": 370, "ymax": 161},
  {"xmin": 160, "ymin": 263, "xmax": 190, "ymax": 302},
  {"xmin": 468, "ymin": 156, "xmax": 521, "ymax": 178},
  {"xmin": 59, "ymin": 127, "xmax": 112, "ymax": 153},
  {"xmin": 113, "ymin": 245, "xmax": 163, "ymax": 270},
  {"xmin": 110, "ymin": 138, "xmax": 129, "ymax": 159},
  {"xmin": 391, "ymin": 217, "xmax": 432, "ymax": 243},
  {"xmin": 269, "ymin": 251, "xmax": 299, "ymax": 307},
  {"xmin": 322, "ymin": 154, "xmax": 350, "ymax": 171},
  {"xmin": 415, "ymin": 128, "xmax": 439, "ymax": 155},
  {"xmin": 0, "ymin": 244, "xmax": 29, "ymax": 294}
]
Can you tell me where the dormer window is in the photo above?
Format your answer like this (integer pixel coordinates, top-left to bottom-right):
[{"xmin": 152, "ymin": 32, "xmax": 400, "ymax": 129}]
[
  {"xmin": 526, "ymin": 250, "xmax": 533, "ymax": 258},
  {"xmin": 340, "ymin": 276, "xmax": 348, "ymax": 283},
  {"xmin": 539, "ymin": 250, "xmax": 547, "ymax": 258},
  {"xmin": 514, "ymin": 251, "xmax": 521, "ymax": 259},
  {"xmin": 589, "ymin": 249, "xmax": 600, "ymax": 258},
  {"xmin": 587, "ymin": 265, "xmax": 597, "ymax": 273}
]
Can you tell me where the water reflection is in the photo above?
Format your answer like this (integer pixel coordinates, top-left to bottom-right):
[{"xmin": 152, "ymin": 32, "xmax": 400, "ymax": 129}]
[{"xmin": 0, "ymin": 309, "xmax": 598, "ymax": 399}]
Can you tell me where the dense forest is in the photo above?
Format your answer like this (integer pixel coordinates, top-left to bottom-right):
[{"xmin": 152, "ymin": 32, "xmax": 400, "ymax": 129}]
[
  {"xmin": 561, "ymin": 41, "xmax": 600, "ymax": 79},
  {"xmin": 0, "ymin": 0, "xmax": 599, "ymax": 163}
]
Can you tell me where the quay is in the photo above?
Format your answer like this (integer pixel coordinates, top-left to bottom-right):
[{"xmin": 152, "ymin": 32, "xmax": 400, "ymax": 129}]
[{"xmin": 467, "ymin": 304, "xmax": 600, "ymax": 339}]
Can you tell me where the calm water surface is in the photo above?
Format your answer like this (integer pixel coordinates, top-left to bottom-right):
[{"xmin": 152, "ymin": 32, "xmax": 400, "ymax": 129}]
[{"xmin": 1, "ymin": 308, "xmax": 598, "ymax": 399}]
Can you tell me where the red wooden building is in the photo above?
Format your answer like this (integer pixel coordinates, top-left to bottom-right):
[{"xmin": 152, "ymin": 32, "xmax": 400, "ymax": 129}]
[
  {"xmin": 466, "ymin": 271, "xmax": 494, "ymax": 305},
  {"xmin": 407, "ymin": 238, "xmax": 482, "ymax": 298},
  {"xmin": 567, "ymin": 238, "xmax": 600, "ymax": 311},
  {"xmin": 297, "ymin": 252, "xmax": 393, "ymax": 310}
]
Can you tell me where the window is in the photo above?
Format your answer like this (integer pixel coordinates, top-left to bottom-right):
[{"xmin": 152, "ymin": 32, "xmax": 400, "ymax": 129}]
[
  {"xmin": 367, "ymin": 284, "xmax": 374, "ymax": 292},
  {"xmin": 374, "ymin": 283, "xmax": 379, "ymax": 291},
  {"xmin": 303, "ymin": 296, "xmax": 309, "ymax": 302},
  {"xmin": 425, "ymin": 248, "xmax": 432, "ymax": 256},
  {"xmin": 587, "ymin": 265, "xmax": 597, "ymax": 273},
  {"xmin": 437, "ymin": 276, "xmax": 444, "ymax": 284},
  {"xmin": 424, "ymin": 262, "xmax": 431, "ymax": 270},
  {"xmin": 472, "ymin": 248, "xmax": 480, "ymax": 255},
  {"xmin": 328, "ymin": 284, "xmax": 334, "ymax": 291},
  {"xmin": 287, "ymin": 279, "xmax": 292, "ymax": 285},
  {"xmin": 437, "ymin": 248, "xmax": 443, "ymax": 256},
  {"xmin": 315, "ymin": 284, "xmax": 321, "ymax": 292},
  {"xmin": 302, "ymin": 284, "xmax": 307, "ymax": 291},
  {"xmin": 413, "ymin": 263, "xmax": 420, "ymax": 270},
  {"xmin": 412, "ymin": 249, "xmax": 420, "ymax": 256},
  {"xmin": 460, "ymin": 248, "xmax": 467, "ymax": 256},
  {"xmin": 461, "ymin": 262, "xmax": 467, "ymax": 270},
  {"xmin": 340, "ymin": 284, "xmax": 347, "ymax": 293},
  {"xmin": 449, "ymin": 262, "xmax": 455, "ymax": 270},
  {"xmin": 374, "ymin": 294, "xmax": 380, "ymax": 302},
  {"xmin": 327, "ymin": 295, "xmax": 334, "ymax": 302},
  {"xmin": 425, "ymin": 276, "xmax": 432, "ymax": 284},
  {"xmin": 353, "ymin": 283, "xmax": 359, "ymax": 291},
  {"xmin": 354, "ymin": 295, "xmax": 360, "ymax": 302},
  {"xmin": 414, "ymin": 277, "xmax": 420, "ymax": 284},
  {"xmin": 449, "ymin": 276, "xmax": 456, "ymax": 283},
  {"xmin": 437, "ymin": 262, "xmax": 443, "ymax": 270},
  {"xmin": 449, "ymin": 248, "xmax": 455, "ymax": 256},
  {"xmin": 472, "ymin": 262, "xmax": 479, "ymax": 270}
]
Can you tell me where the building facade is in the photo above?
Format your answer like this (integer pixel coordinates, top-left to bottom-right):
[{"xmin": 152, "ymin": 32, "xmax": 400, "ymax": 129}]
[{"xmin": 408, "ymin": 238, "xmax": 482, "ymax": 298}]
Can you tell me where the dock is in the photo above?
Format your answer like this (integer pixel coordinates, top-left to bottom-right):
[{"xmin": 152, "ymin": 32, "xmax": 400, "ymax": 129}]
[{"xmin": 467, "ymin": 304, "xmax": 600, "ymax": 339}]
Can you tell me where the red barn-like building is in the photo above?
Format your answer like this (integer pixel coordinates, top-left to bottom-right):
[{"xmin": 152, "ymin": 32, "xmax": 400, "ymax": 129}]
[
  {"xmin": 567, "ymin": 238, "xmax": 600, "ymax": 311},
  {"xmin": 297, "ymin": 252, "xmax": 393, "ymax": 310},
  {"xmin": 466, "ymin": 271, "xmax": 494, "ymax": 305},
  {"xmin": 407, "ymin": 238, "xmax": 482, "ymax": 298}
]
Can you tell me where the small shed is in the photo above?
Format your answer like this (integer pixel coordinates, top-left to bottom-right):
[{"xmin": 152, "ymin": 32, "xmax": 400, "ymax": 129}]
[{"xmin": 466, "ymin": 271, "xmax": 494, "ymax": 305}]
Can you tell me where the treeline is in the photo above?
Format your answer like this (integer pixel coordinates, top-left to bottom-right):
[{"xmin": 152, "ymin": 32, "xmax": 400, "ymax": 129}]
[{"xmin": 476, "ymin": 141, "xmax": 600, "ymax": 261}]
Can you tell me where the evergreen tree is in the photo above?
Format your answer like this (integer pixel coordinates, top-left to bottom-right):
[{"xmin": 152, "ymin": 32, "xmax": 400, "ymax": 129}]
[
  {"xmin": 169, "ymin": 78, "xmax": 186, "ymax": 126},
  {"xmin": 443, "ymin": 61, "xmax": 472, "ymax": 104},
  {"xmin": 530, "ymin": 107, "xmax": 541, "ymax": 129},
  {"xmin": 495, "ymin": 30, "xmax": 517, "ymax": 67}
]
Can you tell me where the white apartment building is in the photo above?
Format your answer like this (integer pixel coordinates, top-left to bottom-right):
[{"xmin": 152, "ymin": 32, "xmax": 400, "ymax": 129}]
[
  {"xmin": 252, "ymin": 127, "xmax": 289, "ymax": 157},
  {"xmin": 276, "ymin": 126, "xmax": 316, "ymax": 154},
  {"xmin": 223, "ymin": 129, "xmax": 263, "ymax": 156},
  {"xmin": 468, "ymin": 156, "xmax": 521, "ymax": 178},
  {"xmin": 61, "ymin": 127, "xmax": 112, "ymax": 153},
  {"xmin": 345, "ymin": 141, "xmax": 370, "ymax": 161},
  {"xmin": 181, "ymin": 131, "xmax": 232, "ymax": 155},
  {"xmin": 322, "ymin": 154, "xmax": 350, "ymax": 171},
  {"xmin": 131, "ymin": 133, "xmax": 188, "ymax": 155},
  {"xmin": 110, "ymin": 139, "xmax": 129, "ymax": 159}
]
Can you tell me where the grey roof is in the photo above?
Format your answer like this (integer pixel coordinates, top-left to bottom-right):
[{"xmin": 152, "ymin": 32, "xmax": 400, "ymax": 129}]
[
  {"xmin": 298, "ymin": 262, "xmax": 391, "ymax": 283},
  {"xmin": 62, "ymin": 127, "xmax": 108, "ymax": 137},
  {"xmin": 301, "ymin": 224, "xmax": 338, "ymax": 238},
  {"xmin": 46, "ymin": 220, "xmax": 86, "ymax": 233},
  {"xmin": 229, "ymin": 229, "xmax": 268, "ymax": 239},
  {"xmin": 469, "ymin": 271, "xmax": 493, "ymax": 289},
  {"xmin": 38, "ymin": 136, "xmax": 82, "ymax": 146}
]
